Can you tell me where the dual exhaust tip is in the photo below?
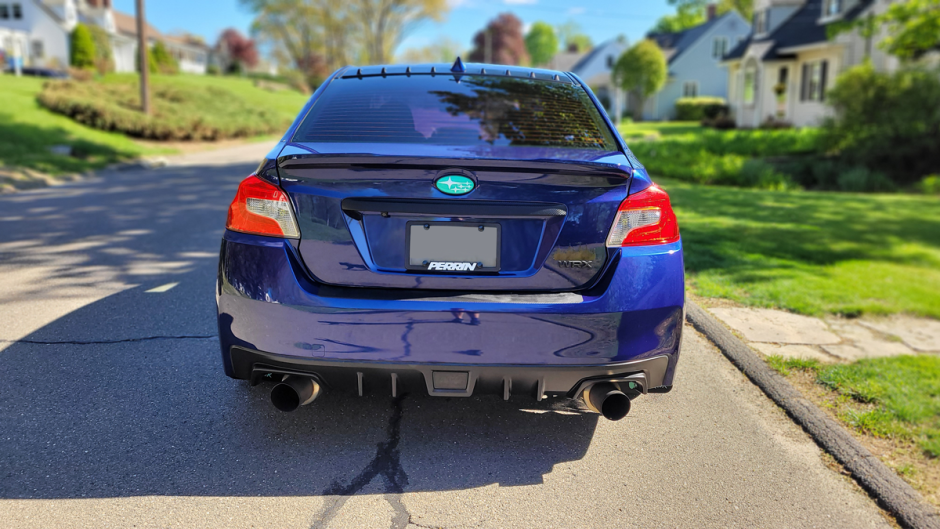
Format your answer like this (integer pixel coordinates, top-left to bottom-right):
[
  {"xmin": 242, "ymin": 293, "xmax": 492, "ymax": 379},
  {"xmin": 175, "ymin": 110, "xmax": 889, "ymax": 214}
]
[
  {"xmin": 584, "ymin": 382, "xmax": 632, "ymax": 421},
  {"xmin": 270, "ymin": 375, "xmax": 631, "ymax": 421},
  {"xmin": 271, "ymin": 375, "xmax": 321, "ymax": 412}
]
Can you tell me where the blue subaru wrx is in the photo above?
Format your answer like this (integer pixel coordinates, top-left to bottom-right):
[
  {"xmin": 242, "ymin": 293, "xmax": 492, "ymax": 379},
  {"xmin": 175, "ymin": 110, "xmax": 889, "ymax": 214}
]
[{"xmin": 217, "ymin": 60, "xmax": 684, "ymax": 420}]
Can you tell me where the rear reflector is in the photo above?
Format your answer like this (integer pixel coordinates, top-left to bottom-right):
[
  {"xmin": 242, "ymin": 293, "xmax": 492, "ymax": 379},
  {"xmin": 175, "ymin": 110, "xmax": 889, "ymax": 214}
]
[
  {"xmin": 226, "ymin": 175, "xmax": 300, "ymax": 238},
  {"xmin": 606, "ymin": 185, "xmax": 679, "ymax": 247}
]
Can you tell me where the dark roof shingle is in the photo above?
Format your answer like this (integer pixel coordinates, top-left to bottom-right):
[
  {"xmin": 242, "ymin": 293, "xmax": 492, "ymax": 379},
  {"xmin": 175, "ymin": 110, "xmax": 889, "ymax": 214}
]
[{"xmin": 647, "ymin": 13, "xmax": 728, "ymax": 64}]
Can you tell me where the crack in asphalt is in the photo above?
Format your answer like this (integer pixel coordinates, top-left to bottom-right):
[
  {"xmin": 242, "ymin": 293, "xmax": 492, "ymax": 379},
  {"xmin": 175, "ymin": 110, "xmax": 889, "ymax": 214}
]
[
  {"xmin": 0, "ymin": 335, "xmax": 218, "ymax": 345},
  {"xmin": 311, "ymin": 395, "xmax": 411, "ymax": 529}
]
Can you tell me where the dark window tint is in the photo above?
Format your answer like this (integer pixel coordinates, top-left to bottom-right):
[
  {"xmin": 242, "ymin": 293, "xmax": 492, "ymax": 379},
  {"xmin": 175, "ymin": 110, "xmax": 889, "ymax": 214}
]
[{"xmin": 293, "ymin": 75, "xmax": 618, "ymax": 150}]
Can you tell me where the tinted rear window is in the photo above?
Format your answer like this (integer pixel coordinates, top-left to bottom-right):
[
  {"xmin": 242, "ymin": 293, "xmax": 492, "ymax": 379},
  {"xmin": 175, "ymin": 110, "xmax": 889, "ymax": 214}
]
[{"xmin": 292, "ymin": 75, "xmax": 617, "ymax": 150}]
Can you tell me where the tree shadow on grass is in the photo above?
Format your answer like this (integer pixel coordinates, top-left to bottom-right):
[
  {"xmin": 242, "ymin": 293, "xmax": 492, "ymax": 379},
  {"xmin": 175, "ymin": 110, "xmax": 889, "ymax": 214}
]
[
  {"xmin": 0, "ymin": 112, "xmax": 138, "ymax": 175},
  {"xmin": 666, "ymin": 183, "xmax": 940, "ymax": 279}
]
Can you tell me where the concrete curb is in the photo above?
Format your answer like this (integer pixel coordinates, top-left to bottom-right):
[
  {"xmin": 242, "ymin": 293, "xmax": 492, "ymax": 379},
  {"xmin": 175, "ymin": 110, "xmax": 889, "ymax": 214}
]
[{"xmin": 686, "ymin": 301, "xmax": 940, "ymax": 529}]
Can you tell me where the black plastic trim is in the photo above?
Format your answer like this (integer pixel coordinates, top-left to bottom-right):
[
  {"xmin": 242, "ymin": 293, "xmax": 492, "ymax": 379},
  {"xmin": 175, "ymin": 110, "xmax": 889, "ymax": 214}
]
[{"xmin": 342, "ymin": 198, "xmax": 567, "ymax": 220}]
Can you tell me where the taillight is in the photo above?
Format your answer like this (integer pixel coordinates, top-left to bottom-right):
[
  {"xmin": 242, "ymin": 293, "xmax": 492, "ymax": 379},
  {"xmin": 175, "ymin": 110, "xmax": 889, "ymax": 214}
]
[
  {"xmin": 606, "ymin": 185, "xmax": 680, "ymax": 247},
  {"xmin": 226, "ymin": 175, "xmax": 300, "ymax": 238}
]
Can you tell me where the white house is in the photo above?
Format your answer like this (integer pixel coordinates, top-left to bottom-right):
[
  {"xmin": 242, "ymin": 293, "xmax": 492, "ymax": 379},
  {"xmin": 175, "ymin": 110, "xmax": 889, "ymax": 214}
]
[
  {"xmin": 567, "ymin": 37, "xmax": 631, "ymax": 121},
  {"xmin": 0, "ymin": 0, "xmax": 208, "ymax": 74},
  {"xmin": 1, "ymin": 0, "xmax": 72, "ymax": 70},
  {"xmin": 723, "ymin": 0, "xmax": 899, "ymax": 128},
  {"xmin": 644, "ymin": 8, "xmax": 751, "ymax": 120}
]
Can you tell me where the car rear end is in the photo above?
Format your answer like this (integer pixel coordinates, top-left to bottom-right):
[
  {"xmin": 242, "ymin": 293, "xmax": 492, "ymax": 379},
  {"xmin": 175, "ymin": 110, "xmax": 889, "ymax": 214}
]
[{"xmin": 216, "ymin": 64, "xmax": 684, "ymax": 419}]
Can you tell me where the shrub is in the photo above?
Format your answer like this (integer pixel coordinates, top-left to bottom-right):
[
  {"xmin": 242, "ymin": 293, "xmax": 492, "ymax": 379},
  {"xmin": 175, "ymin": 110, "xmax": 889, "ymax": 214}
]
[
  {"xmin": 67, "ymin": 68, "xmax": 94, "ymax": 82},
  {"xmin": 206, "ymin": 64, "xmax": 221, "ymax": 76},
  {"xmin": 37, "ymin": 80, "xmax": 291, "ymax": 141},
  {"xmin": 675, "ymin": 97, "xmax": 727, "ymax": 121},
  {"xmin": 918, "ymin": 175, "xmax": 940, "ymax": 194},
  {"xmin": 70, "ymin": 24, "xmax": 96, "ymax": 69},
  {"xmin": 737, "ymin": 159, "xmax": 796, "ymax": 190},
  {"xmin": 87, "ymin": 25, "xmax": 114, "ymax": 75},
  {"xmin": 703, "ymin": 116, "xmax": 736, "ymax": 129},
  {"xmin": 836, "ymin": 167, "xmax": 896, "ymax": 192},
  {"xmin": 822, "ymin": 62, "xmax": 940, "ymax": 185},
  {"xmin": 150, "ymin": 41, "xmax": 179, "ymax": 74}
]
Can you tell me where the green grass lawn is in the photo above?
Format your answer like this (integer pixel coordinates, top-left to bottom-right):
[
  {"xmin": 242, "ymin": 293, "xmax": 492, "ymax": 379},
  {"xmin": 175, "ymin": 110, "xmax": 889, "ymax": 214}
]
[
  {"xmin": 0, "ymin": 73, "xmax": 309, "ymax": 175},
  {"xmin": 100, "ymin": 73, "xmax": 309, "ymax": 123},
  {"xmin": 617, "ymin": 121, "xmax": 705, "ymax": 140},
  {"xmin": 0, "ymin": 75, "xmax": 159, "ymax": 174},
  {"xmin": 661, "ymin": 178, "xmax": 940, "ymax": 318},
  {"xmin": 769, "ymin": 355, "xmax": 940, "ymax": 459},
  {"xmin": 618, "ymin": 121, "xmax": 821, "ymax": 188}
]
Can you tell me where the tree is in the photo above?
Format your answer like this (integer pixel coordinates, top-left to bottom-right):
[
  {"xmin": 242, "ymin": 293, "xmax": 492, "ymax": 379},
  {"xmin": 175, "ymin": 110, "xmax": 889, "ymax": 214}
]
[
  {"xmin": 830, "ymin": 0, "xmax": 940, "ymax": 60},
  {"xmin": 87, "ymin": 24, "xmax": 114, "ymax": 74},
  {"xmin": 70, "ymin": 23, "xmax": 96, "ymax": 69},
  {"xmin": 566, "ymin": 34, "xmax": 593, "ymax": 53},
  {"xmin": 468, "ymin": 13, "xmax": 529, "ymax": 66},
  {"xmin": 525, "ymin": 21, "xmax": 558, "ymax": 66},
  {"xmin": 356, "ymin": 0, "xmax": 448, "ymax": 64},
  {"xmin": 217, "ymin": 28, "xmax": 259, "ymax": 72},
  {"xmin": 397, "ymin": 36, "xmax": 462, "ymax": 63},
  {"xmin": 665, "ymin": 0, "xmax": 752, "ymax": 25},
  {"xmin": 242, "ymin": 0, "xmax": 354, "ymax": 84},
  {"xmin": 879, "ymin": 0, "xmax": 940, "ymax": 59},
  {"xmin": 150, "ymin": 41, "xmax": 179, "ymax": 74},
  {"xmin": 556, "ymin": 20, "xmax": 592, "ymax": 52},
  {"xmin": 612, "ymin": 40, "xmax": 667, "ymax": 120},
  {"xmin": 241, "ymin": 0, "xmax": 448, "ymax": 84},
  {"xmin": 651, "ymin": 3, "xmax": 706, "ymax": 33}
]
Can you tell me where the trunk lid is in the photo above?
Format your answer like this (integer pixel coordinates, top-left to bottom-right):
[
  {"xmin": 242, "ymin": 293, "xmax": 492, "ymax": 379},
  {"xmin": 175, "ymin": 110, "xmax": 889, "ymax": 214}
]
[{"xmin": 278, "ymin": 144, "xmax": 632, "ymax": 291}]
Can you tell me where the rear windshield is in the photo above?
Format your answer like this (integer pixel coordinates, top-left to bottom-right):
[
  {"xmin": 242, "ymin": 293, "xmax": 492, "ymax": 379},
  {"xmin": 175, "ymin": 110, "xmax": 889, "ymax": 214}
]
[{"xmin": 292, "ymin": 75, "xmax": 618, "ymax": 150}]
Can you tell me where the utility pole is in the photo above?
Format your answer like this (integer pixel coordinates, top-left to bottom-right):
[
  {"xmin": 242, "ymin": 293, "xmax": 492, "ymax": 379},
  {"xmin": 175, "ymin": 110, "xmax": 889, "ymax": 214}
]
[
  {"xmin": 484, "ymin": 29, "xmax": 492, "ymax": 64},
  {"xmin": 136, "ymin": 0, "xmax": 151, "ymax": 115}
]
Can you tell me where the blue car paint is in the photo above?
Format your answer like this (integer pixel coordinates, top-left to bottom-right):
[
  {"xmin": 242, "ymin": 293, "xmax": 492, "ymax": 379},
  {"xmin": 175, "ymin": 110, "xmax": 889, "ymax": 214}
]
[
  {"xmin": 217, "ymin": 232, "xmax": 683, "ymax": 380},
  {"xmin": 217, "ymin": 63, "xmax": 683, "ymax": 399}
]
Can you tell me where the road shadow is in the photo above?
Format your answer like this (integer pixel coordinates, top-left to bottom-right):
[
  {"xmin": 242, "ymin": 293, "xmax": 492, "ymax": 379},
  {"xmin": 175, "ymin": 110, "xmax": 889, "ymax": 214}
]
[
  {"xmin": 0, "ymin": 163, "xmax": 598, "ymax": 501},
  {"xmin": 0, "ymin": 280, "xmax": 597, "ymax": 499}
]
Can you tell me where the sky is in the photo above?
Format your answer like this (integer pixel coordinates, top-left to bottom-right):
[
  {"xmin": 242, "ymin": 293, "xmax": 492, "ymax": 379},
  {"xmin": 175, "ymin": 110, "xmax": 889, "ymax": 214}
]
[{"xmin": 112, "ymin": 0, "xmax": 674, "ymax": 59}]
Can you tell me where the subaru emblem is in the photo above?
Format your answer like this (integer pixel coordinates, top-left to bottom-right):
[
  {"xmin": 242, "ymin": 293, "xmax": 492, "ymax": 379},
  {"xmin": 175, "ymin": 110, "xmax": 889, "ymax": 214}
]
[{"xmin": 435, "ymin": 175, "xmax": 475, "ymax": 195}]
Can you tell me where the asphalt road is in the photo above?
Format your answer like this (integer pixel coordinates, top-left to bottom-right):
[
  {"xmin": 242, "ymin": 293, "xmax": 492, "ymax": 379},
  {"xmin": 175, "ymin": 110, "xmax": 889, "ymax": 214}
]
[{"xmin": 0, "ymin": 148, "xmax": 894, "ymax": 528}]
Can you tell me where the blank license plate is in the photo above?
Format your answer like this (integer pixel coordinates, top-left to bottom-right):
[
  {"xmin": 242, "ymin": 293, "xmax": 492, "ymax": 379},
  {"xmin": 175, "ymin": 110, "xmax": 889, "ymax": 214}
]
[{"xmin": 408, "ymin": 223, "xmax": 500, "ymax": 271}]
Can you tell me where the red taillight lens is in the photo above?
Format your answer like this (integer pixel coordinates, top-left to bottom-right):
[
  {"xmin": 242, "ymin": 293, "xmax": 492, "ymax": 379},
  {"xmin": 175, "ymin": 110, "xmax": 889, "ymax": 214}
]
[
  {"xmin": 226, "ymin": 175, "xmax": 300, "ymax": 238},
  {"xmin": 606, "ymin": 185, "xmax": 680, "ymax": 247}
]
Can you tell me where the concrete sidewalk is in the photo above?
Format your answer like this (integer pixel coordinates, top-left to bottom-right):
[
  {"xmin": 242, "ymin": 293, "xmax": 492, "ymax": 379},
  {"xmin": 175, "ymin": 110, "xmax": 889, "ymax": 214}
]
[{"xmin": 708, "ymin": 306, "xmax": 940, "ymax": 363}]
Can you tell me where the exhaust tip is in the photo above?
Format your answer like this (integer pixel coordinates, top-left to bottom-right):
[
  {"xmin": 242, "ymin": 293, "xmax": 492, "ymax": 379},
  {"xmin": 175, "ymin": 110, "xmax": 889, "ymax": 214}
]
[
  {"xmin": 271, "ymin": 376, "xmax": 320, "ymax": 412},
  {"xmin": 587, "ymin": 383, "xmax": 631, "ymax": 421}
]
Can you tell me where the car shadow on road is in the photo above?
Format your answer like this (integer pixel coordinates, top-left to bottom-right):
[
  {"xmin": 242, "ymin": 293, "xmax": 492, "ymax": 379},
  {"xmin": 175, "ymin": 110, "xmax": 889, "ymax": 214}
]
[{"xmin": 0, "ymin": 267, "xmax": 599, "ymax": 501}]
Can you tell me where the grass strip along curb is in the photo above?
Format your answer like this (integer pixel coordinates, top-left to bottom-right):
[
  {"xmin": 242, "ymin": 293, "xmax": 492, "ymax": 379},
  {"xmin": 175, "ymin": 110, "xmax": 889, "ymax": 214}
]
[{"xmin": 685, "ymin": 302, "xmax": 940, "ymax": 529}]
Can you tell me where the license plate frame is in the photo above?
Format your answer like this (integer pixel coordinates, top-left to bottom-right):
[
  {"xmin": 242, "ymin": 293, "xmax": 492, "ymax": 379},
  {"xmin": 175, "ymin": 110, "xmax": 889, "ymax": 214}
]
[{"xmin": 406, "ymin": 222, "xmax": 501, "ymax": 272}]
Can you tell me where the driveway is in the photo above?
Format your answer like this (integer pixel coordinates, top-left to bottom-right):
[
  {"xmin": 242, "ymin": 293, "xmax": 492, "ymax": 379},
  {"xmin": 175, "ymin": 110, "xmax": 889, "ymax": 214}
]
[{"xmin": 0, "ymin": 146, "xmax": 893, "ymax": 528}]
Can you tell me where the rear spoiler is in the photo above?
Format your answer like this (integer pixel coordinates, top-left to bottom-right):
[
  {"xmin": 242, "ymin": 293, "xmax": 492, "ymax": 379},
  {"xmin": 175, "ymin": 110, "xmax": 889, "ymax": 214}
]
[{"xmin": 276, "ymin": 145, "xmax": 634, "ymax": 180}]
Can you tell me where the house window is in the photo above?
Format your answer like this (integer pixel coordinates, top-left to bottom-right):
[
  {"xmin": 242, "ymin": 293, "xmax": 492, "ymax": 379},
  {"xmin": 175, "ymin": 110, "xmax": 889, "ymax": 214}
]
[
  {"xmin": 606, "ymin": 55, "xmax": 614, "ymax": 68},
  {"xmin": 0, "ymin": 5, "xmax": 9, "ymax": 19},
  {"xmin": 743, "ymin": 66, "xmax": 757, "ymax": 105},
  {"xmin": 31, "ymin": 40, "xmax": 43, "ymax": 59},
  {"xmin": 683, "ymin": 81, "xmax": 699, "ymax": 98},
  {"xmin": 754, "ymin": 10, "xmax": 768, "ymax": 34},
  {"xmin": 800, "ymin": 60, "xmax": 829, "ymax": 102},
  {"xmin": 12, "ymin": 2, "xmax": 20, "ymax": 19},
  {"xmin": 823, "ymin": 0, "xmax": 842, "ymax": 17},
  {"xmin": 712, "ymin": 37, "xmax": 729, "ymax": 59}
]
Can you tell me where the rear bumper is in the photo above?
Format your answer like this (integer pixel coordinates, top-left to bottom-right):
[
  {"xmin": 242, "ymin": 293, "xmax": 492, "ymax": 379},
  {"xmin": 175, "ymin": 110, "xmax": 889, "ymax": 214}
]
[
  {"xmin": 231, "ymin": 346, "xmax": 672, "ymax": 400},
  {"xmin": 217, "ymin": 230, "xmax": 685, "ymax": 397}
]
